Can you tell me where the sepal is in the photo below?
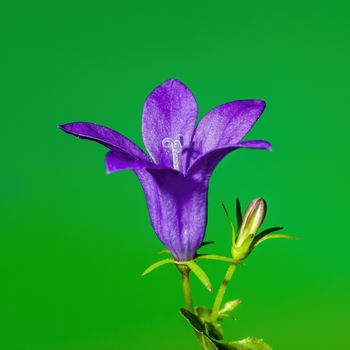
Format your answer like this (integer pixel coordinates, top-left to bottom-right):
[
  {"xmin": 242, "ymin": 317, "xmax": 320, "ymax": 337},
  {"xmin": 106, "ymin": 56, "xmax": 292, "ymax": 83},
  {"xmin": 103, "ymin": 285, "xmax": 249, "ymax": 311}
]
[
  {"xmin": 142, "ymin": 258, "xmax": 212, "ymax": 291},
  {"xmin": 142, "ymin": 258, "xmax": 174, "ymax": 275},
  {"xmin": 186, "ymin": 261, "xmax": 212, "ymax": 292},
  {"xmin": 253, "ymin": 233, "xmax": 298, "ymax": 247}
]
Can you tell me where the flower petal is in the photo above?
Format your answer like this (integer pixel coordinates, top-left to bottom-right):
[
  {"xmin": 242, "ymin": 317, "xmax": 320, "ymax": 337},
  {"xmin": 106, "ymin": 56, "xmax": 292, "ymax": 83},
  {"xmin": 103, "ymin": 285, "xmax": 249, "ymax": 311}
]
[
  {"xmin": 190, "ymin": 100, "xmax": 266, "ymax": 163},
  {"xmin": 105, "ymin": 151, "xmax": 153, "ymax": 173},
  {"xmin": 142, "ymin": 79, "xmax": 198, "ymax": 172},
  {"xmin": 134, "ymin": 167, "xmax": 208, "ymax": 261},
  {"xmin": 59, "ymin": 122, "xmax": 150, "ymax": 160},
  {"xmin": 60, "ymin": 122, "xmax": 152, "ymax": 173},
  {"xmin": 188, "ymin": 140, "xmax": 271, "ymax": 179}
]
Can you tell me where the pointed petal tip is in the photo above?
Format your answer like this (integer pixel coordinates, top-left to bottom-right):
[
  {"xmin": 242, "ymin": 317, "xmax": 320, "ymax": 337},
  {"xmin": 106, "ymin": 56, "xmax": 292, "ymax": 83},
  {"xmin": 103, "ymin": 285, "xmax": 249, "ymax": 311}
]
[
  {"xmin": 58, "ymin": 124, "xmax": 68, "ymax": 131},
  {"xmin": 252, "ymin": 99, "xmax": 266, "ymax": 112},
  {"xmin": 57, "ymin": 122, "xmax": 80, "ymax": 136},
  {"xmin": 162, "ymin": 78, "xmax": 188, "ymax": 87}
]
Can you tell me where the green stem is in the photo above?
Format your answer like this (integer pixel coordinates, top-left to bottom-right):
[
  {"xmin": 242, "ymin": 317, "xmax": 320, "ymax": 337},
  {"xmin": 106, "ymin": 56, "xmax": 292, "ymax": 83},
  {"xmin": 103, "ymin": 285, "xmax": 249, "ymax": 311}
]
[
  {"xmin": 211, "ymin": 263, "xmax": 237, "ymax": 322},
  {"xmin": 178, "ymin": 265, "xmax": 207, "ymax": 350},
  {"xmin": 180, "ymin": 265, "xmax": 194, "ymax": 312}
]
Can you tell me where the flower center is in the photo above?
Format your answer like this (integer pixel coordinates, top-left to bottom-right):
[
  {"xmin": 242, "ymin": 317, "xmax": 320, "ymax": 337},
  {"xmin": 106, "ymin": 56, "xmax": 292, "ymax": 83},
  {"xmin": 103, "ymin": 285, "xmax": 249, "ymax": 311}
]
[{"xmin": 162, "ymin": 135, "xmax": 183, "ymax": 171}]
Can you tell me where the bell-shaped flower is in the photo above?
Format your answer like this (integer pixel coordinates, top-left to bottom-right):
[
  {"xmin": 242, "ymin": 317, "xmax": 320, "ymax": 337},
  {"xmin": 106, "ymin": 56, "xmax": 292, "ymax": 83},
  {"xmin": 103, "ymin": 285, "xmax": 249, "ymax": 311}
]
[{"xmin": 59, "ymin": 79, "xmax": 271, "ymax": 261}]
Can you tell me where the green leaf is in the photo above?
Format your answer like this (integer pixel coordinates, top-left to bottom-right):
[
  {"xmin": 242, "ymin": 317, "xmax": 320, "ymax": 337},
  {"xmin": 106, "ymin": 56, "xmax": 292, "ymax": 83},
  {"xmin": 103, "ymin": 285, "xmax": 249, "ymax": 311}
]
[
  {"xmin": 227, "ymin": 337, "xmax": 272, "ymax": 350},
  {"xmin": 186, "ymin": 260, "xmax": 212, "ymax": 292},
  {"xmin": 180, "ymin": 310, "xmax": 272, "ymax": 350},
  {"xmin": 196, "ymin": 254, "xmax": 234, "ymax": 264},
  {"xmin": 219, "ymin": 299, "xmax": 241, "ymax": 314},
  {"xmin": 253, "ymin": 233, "xmax": 298, "ymax": 247},
  {"xmin": 179, "ymin": 308, "xmax": 205, "ymax": 333},
  {"xmin": 252, "ymin": 227, "xmax": 283, "ymax": 246},
  {"xmin": 205, "ymin": 321, "xmax": 224, "ymax": 340},
  {"xmin": 209, "ymin": 337, "xmax": 272, "ymax": 350},
  {"xmin": 222, "ymin": 203, "xmax": 236, "ymax": 242},
  {"xmin": 142, "ymin": 258, "xmax": 174, "ymax": 276},
  {"xmin": 218, "ymin": 313, "xmax": 236, "ymax": 320},
  {"xmin": 180, "ymin": 309, "xmax": 220, "ymax": 350},
  {"xmin": 236, "ymin": 198, "xmax": 243, "ymax": 231},
  {"xmin": 195, "ymin": 306, "xmax": 212, "ymax": 321},
  {"xmin": 157, "ymin": 249, "xmax": 171, "ymax": 255},
  {"xmin": 200, "ymin": 241, "xmax": 215, "ymax": 248}
]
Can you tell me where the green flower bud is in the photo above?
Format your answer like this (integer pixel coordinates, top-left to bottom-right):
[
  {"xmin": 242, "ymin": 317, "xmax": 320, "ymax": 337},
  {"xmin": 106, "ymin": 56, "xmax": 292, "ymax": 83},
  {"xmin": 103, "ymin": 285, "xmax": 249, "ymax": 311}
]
[
  {"xmin": 219, "ymin": 299, "xmax": 241, "ymax": 315},
  {"xmin": 225, "ymin": 198, "xmax": 296, "ymax": 262},
  {"xmin": 232, "ymin": 198, "xmax": 266, "ymax": 261},
  {"xmin": 236, "ymin": 198, "xmax": 266, "ymax": 247}
]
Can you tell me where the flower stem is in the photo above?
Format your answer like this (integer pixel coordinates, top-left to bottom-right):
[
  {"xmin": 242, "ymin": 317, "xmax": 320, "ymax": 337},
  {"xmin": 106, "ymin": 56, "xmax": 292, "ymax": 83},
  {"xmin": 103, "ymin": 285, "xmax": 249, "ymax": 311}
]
[
  {"xmin": 178, "ymin": 264, "xmax": 208, "ymax": 350},
  {"xmin": 180, "ymin": 265, "xmax": 194, "ymax": 312},
  {"xmin": 211, "ymin": 263, "xmax": 237, "ymax": 322}
]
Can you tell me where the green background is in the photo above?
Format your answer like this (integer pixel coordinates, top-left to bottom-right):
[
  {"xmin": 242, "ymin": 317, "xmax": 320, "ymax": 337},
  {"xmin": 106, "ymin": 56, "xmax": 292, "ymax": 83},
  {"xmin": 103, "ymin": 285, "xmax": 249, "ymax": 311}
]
[{"xmin": 1, "ymin": 1, "xmax": 349, "ymax": 349}]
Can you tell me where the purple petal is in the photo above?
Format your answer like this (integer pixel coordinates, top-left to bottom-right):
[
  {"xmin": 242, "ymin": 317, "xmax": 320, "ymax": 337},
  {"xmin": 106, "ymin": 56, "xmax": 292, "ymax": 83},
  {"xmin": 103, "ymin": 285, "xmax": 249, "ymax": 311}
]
[
  {"xmin": 188, "ymin": 140, "xmax": 272, "ymax": 179},
  {"xmin": 59, "ymin": 122, "xmax": 150, "ymax": 160},
  {"xmin": 236, "ymin": 140, "xmax": 272, "ymax": 150},
  {"xmin": 60, "ymin": 122, "xmax": 152, "ymax": 172},
  {"xmin": 142, "ymin": 79, "xmax": 198, "ymax": 172},
  {"xmin": 190, "ymin": 100, "xmax": 266, "ymax": 163},
  {"xmin": 106, "ymin": 151, "xmax": 153, "ymax": 174},
  {"xmin": 134, "ymin": 168, "xmax": 208, "ymax": 261}
]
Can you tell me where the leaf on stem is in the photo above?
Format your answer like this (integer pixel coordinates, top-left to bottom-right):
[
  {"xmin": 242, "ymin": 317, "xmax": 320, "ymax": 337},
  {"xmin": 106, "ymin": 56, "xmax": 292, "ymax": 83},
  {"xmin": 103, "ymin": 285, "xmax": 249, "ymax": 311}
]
[
  {"xmin": 196, "ymin": 254, "xmax": 234, "ymax": 264},
  {"xmin": 180, "ymin": 309, "xmax": 272, "ymax": 350},
  {"xmin": 200, "ymin": 241, "xmax": 215, "ymax": 248},
  {"xmin": 180, "ymin": 308, "xmax": 205, "ymax": 333},
  {"xmin": 222, "ymin": 203, "xmax": 236, "ymax": 242},
  {"xmin": 227, "ymin": 337, "xmax": 272, "ymax": 350},
  {"xmin": 236, "ymin": 198, "xmax": 243, "ymax": 231},
  {"xmin": 252, "ymin": 227, "xmax": 283, "ymax": 246},
  {"xmin": 219, "ymin": 299, "xmax": 241, "ymax": 314},
  {"xmin": 157, "ymin": 249, "xmax": 171, "ymax": 255},
  {"xmin": 186, "ymin": 260, "xmax": 212, "ymax": 292},
  {"xmin": 142, "ymin": 258, "xmax": 174, "ymax": 276},
  {"xmin": 253, "ymin": 233, "xmax": 298, "ymax": 247}
]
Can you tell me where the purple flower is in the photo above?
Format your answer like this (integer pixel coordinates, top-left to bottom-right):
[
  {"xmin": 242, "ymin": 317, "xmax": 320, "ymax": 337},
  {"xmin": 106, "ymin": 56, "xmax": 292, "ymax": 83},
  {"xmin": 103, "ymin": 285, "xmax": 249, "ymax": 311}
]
[{"xmin": 59, "ymin": 80, "xmax": 271, "ymax": 261}]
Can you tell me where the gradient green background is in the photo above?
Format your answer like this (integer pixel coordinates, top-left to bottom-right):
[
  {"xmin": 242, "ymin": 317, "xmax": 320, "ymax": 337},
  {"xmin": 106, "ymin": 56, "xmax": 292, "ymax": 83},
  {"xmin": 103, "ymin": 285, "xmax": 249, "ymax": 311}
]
[{"xmin": 1, "ymin": 1, "xmax": 349, "ymax": 349}]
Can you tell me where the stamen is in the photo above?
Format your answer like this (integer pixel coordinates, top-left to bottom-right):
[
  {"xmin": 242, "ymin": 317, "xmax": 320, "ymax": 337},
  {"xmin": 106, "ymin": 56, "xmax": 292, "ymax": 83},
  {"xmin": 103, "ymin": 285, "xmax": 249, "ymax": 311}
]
[{"xmin": 162, "ymin": 135, "xmax": 183, "ymax": 171}]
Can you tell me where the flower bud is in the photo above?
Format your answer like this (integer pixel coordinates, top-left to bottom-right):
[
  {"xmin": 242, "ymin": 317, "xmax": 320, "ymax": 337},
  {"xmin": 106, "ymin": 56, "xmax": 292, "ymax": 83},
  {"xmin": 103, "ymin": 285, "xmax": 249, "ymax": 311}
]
[
  {"xmin": 219, "ymin": 299, "xmax": 241, "ymax": 315},
  {"xmin": 236, "ymin": 198, "xmax": 266, "ymax": 247},
  {"xmin": 232, "ymin": 198, "xmax": 267, "ymax": 261}
]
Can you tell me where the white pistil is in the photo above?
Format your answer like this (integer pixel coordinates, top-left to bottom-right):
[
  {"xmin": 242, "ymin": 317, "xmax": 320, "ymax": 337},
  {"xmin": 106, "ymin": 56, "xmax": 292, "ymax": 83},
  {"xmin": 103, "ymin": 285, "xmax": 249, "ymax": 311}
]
[{"xmin": 162, "ymin": 136, "xmax": 183, "ymax": 171}]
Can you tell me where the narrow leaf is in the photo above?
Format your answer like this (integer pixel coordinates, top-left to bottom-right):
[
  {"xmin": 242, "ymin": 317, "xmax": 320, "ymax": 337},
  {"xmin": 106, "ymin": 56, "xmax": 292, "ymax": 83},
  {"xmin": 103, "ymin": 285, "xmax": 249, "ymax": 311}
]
[
  {"xmin": 196, "ymin": 254, "xmax": 234, "ymax": 263},
  {"xmin": 180, "ymin": 310, "xmax": 271, "ymax": 350},
  {"xmin": 205, "ymin": 321, "xmax": 224, "ymax": 340},
  {"xmin": 236, "ymin": 198, "xmax": 243, "ymax": 230},
  {"xmin": 222, "ymin": 203, "xmax": 236, "ymax": 242},
  {"xmin": 179, "ymin": 308, "xmax": 205, "ymax": 333},
  {"xmin": 200, "ymin": 241, "xmax": 215, "ymax": 248},
  {"xmin": 218, "ymin": 313, "xmax": 236, "ymax": 320},
  {"xmin": 157, "ymin": 249, "xmax": 171, "ymax": 255},
  {"xmin": 142, "ymin": 258, "xmax": 174, "ymax": 276},
  {"xmin": 254, "ymin": 233, "xmax": 298, "ymax": 247},
  {"xmin": 186, "ymin": 261, "xmax": 212, "ymax": 292},
  {"xmin": 252, "ymin": 227, "xmax": 283, "ymax": 247},
  {"xmin": 180, "ymin": 309, "xmax": 219, "ymax": 350},
  {"xmin": 219, "ymin": 299, "xmax": 241, "ymax": 314}
]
